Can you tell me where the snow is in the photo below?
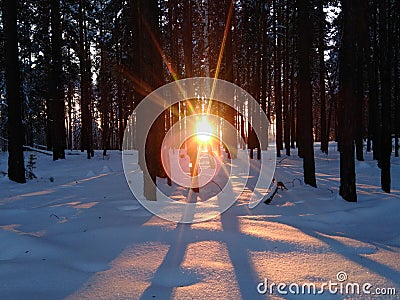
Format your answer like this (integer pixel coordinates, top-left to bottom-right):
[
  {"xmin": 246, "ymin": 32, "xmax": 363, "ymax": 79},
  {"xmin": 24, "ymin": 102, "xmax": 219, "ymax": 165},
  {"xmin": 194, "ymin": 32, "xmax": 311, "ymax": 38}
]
[{"xmin": 0, "ymin": 144, "xmax": 399, "ymax": 299}]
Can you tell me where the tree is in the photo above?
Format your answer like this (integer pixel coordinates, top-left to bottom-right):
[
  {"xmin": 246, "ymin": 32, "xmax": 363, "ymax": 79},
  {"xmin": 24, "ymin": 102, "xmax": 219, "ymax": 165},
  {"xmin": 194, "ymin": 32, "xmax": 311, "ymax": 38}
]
[
  {"xmin": 338, "ymin": 0, "xmax": 357, "ymax": 202},
  {"xmin": 139, "ymin": 0, "xmax": 165, "ymax": 200},
  {"xmin": 50, "ymin": 0, "xmax": 66, "ymax": 160},
  {"xmin": 283, "ymin": 0, "xmax": 291, "ymax": 156},
  {"xmin": 395, "ymin": 0, "xmax": 400, "ymax": 158},
  {"xmin": 222, "ymin": 0, "xmax": 237, "ymax": 159},
  {"xmin": 378, "ymin": 0, "xmax": 391, "ymax": 193},
  {"xmin": 274, "ymin": 0, "xmax": 283, "ymax": 157},
  {"xmin": 183, "ymin": 0, "xmax": 193, "ymax": 78},
  {"xmin": 319, "ymin": 0, "xmax": 328, "ymax": 154},
  {"xmin": 296, "ymin": 0, "xmax": 316, "ymax": 187},
  {"xmin": 3, "ymin": 0, "xmax": 26, "ymax": 183},
  {"xmin": 78, "ymin": 0, "xmax": 94, "ymax": 159}
]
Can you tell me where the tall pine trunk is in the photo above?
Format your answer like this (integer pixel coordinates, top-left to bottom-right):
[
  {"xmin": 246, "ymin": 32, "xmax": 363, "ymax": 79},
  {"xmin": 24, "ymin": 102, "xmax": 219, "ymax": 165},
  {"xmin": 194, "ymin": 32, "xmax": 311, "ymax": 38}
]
[
  {"xmin": 50, "ymin": 0, "xmax": 66, "ymax": 160},
  {"xmin": 274, "ymin": 0, "xmax": 283, "ymax": 157},
  {"xmin": 283, "ymin": 1, "xmax": 291, "ymax": 156},
  {"xmin": 3, "ymin": 0, "xmax": 26, "ymax": 183},
  {"xmin": 378, "ymin": 0, "xmax": 391, "ymax": 193},
  {"xmin": 78, "ymin": 0, "xmax": 93, "ymax": 159},
  {"xmin": 319, "ymin": 0, "xmax": 328, "ymax": 154},
  {"xmin": 183, "ymin": 0, "xmax": 193, "ymax": 78},
  {"xmin": 338, "ymin": 0, "xmax": 357, "ymax": 202},
  {"xmin": 296, "ymin": 0, "xmax": 316, "ymax": 187}
]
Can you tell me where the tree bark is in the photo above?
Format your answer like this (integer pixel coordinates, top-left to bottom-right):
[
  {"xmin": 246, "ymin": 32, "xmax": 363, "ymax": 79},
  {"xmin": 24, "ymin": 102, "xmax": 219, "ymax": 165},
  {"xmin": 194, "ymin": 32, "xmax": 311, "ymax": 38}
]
[
  {"xmin": 296, "ymin": 0, "xmax": 316, "ymax": 187},
  {"xmin": 50, "ymin": 0, "xmax": 66, "ymax": 160},
  {"xmin": 183, "ymin": 0, "xmax": 193, "ymax": 78},
  {"xmin": 338, "ymin": 0, "xmax": 357, "ymax": 202},
  {"xmin": 319, "ymin": 0, "xmax": 328, "ymax": 154},
  {"xmin": 283, "ymin": 1, "xmax": 291, "ymax": 156},
  {"xmin": 274, "ymin": 0, "xmax": 283, "ymax": 157},
  {"xmin": 4, "ymin": 0, "xmax": 26, "ymax": 183},
  {"xmin": 78, "ymin": 0, "xmax": 93, "ymax": 159},
  {"xmin": 378, "ymin": 0, "xmax": 391, "ymax": 193}
]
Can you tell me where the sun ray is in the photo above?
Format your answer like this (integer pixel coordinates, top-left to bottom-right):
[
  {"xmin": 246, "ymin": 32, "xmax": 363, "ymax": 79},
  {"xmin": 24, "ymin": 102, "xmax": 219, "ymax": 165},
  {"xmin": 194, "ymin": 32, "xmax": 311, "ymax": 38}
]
[{"xmin": 206, "ymin": 0, "xmax": 234, "ymax": 115}]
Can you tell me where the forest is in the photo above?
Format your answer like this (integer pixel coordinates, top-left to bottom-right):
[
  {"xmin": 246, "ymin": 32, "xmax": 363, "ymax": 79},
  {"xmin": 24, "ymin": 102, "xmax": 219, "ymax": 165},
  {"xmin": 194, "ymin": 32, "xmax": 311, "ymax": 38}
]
[{"xmin": 1, "ymin": 0, "xmax": 399, "ymax": 203}]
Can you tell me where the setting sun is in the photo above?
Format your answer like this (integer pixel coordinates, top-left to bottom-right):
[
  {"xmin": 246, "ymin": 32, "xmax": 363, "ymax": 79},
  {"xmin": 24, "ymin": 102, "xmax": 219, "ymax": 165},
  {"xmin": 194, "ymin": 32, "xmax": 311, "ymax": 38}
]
[{"xmin": 196, "ymin": 116, "xmax": 214, "ymax": 143}]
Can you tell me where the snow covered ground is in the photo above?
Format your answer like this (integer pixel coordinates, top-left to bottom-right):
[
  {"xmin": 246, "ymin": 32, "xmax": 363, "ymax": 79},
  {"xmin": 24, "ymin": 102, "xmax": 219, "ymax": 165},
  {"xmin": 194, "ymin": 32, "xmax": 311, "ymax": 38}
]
[{"xmin": 0, "ymin": 144, "xmax": 399, "ymax": 299}]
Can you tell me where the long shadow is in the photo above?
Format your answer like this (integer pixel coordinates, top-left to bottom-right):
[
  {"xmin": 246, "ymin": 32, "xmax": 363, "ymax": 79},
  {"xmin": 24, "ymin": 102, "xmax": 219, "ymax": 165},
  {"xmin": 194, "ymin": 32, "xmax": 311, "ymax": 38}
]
[
  {"xmin": 139, "ymin": 223, "xmax": 193, "ymax": 300},
  {"xmin": 269, "ymin": 218, "xmax": 400, "ymax": 288},
  {"xmin": 217, "ymin": 155, "xmax": 266, "ymax": 300},
  {"xmin": 220, "ymin": 209, "xmax": 267, "ymax": 300},
  {"xmin": 310, "ymin": 229, "xmax": 400, "ymax": 285}
]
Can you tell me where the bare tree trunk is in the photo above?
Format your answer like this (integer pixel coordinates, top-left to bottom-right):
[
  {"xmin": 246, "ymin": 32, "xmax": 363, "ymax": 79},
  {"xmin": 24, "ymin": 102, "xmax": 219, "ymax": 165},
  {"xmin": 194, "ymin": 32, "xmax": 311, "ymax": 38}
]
[
  {"xmin": 79, "ymin": 0, "xmax": 93, "ymax": 159},
  {"xmin": 296, "ymin": 0, "xmax": 316, "ymax": 187},
  {"xmin": 223, "ymin": 0, "xmax": 237, "ymax": 158},
  {"xmin": 183, "ymin": 0, "xmax": 193, "ymax": 78},
  {"xmin": 319, "ymin": 0, "xmax": 328, "ymax": 154},
  {"xmin": 338, "ymin": 0, "xmax": 357, "ymax": 202},
  {"xmin": 139, "ymin": 0, "xmax": 165, "ymax": 200},
  {"xmin": 99, "ymin": 24, "xmax": 110, "ymax": 156},
  {"xmin": 3, "ymin": 0, "xmax": 26, "ymax": 183},
  {"xmin": 274, "ymin": 0, "xmax": 283, "ymax": 157},
  {"xmin": 290, "ymin": 39, "xmax": 296, "ymax": 149},
  {"xmin": 283, "ymin": 0, "xmax": 291, "ymax": 156},
  {"xmin": 50, "ymin": 0, "xmax": 66, "ymax": 160},
  {"xmin": 378, "ymin": 0, "xmax": 391, "ymax": 193},
  {"xmin": 395, "ymin": 0, "xmax": 400, "ymax": 157}
]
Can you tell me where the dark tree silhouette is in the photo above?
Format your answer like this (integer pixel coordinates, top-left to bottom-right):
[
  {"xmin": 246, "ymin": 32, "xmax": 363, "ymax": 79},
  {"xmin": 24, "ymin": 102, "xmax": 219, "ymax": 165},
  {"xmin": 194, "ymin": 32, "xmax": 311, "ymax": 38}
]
[
  {"xmin": 338, "ymin": 0, "xmax": 357, "ymax": 202},
  {"xmin": 378, "ymin": 0, "xmax": 391, "ymax": 193},
  {"xmin": 78, "ymin": 0, "xmax": 94, "ymax": 159},
  {"xmin": 50, "ymin": 0, "xmax": 66, "ymax": 160},
  {"xmin": 319, "ymin": 0, "xmax": 328, "ymax": 155},
  {"xmin": 274, "ymin": 0, "xmax": 283, "ymax": 157},
  {"xmin": 3, "ymin": 0, "xmax": 26, "ymax": 183},
  {"xmin": 296, "ymin": 0, "xmax": 316, "ymax": 187}
]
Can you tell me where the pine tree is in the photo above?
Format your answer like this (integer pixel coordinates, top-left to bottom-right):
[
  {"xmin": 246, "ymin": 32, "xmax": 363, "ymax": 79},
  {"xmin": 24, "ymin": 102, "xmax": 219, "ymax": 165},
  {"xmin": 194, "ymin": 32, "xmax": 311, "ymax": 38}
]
[
  {"xmin": 378, "ymin": 0, "xmax": 391, "ymax": 193},
  {"xmin": 50, "ymin": 0, "xmax": 66, "ymax": 160},
  {"xmin": 319, "ymin": 0, "xmax": 328, "ymax": 154},
  {"xmin": 3, "ymin": 0, "xmax": 26, "ymax": 183},
  {"xmin": 296, "ymin": 0, "xmax": 316, "ymax": 187},
  {"xmin": 338, "ymin": 0, "xmax": 357, "ymax": 202}
]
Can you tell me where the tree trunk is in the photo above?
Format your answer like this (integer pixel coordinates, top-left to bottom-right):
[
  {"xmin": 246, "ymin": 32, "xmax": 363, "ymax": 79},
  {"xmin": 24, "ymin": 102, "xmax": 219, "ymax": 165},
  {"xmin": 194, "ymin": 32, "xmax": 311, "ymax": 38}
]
[
  {"xmin": 395, "ymin": 0, "xmax": 400, "ymax": 158},
  {"xmin": 378, "ymin": 0, "xmax": 391, "ymax": 193},
  {"xmin": 99, "ymin": 25, "xmax": 110, "ymax": 156},
  {"xmin": 78, "ymin": 0, "xmax": 93, "ymax": 159},
  {"xmin": 183, "ymin": 0, "xmax": 193, "ymax": 78},
  {"xmin": 223, "ymin": 0, "xmax": 237, "ymax": 158},
  {"xmin": 319, "ymin": 0, "xmax": 328, "ymax": 154},
  {"xmin": 283, "ymin": 1, "xmax": 291, "ymax": 156},
  {"xmin": 354, "ymin": 0, "xmax": 367, "ymax": 162},
  {"xmin": 4, "ymin": 0, "xmax": 26, "ymax": 183},
  {"xmin": 296, "ymin": 0, "xmax": 316, "ymax": 187},
  {"xmin": 369, "ymin": 4, "xmax": 381, "ymax": 161},
  {"xmin": 274, "ymin": 0, "xmax": 283, "ymax": 157},
  {"xmin": 338, "ymin": 0, "xmax": 357, "ymax": 202},
  {"xmin": 139, "ymin": 0, "xmax": 165, "ymax": 200},
  {"xmin": 290, "ymin": 40, "xmax": 296, "ymax": 149},
  {"xmin": 50, "ymin": 0, "xmax": 66, "ymax": 160}
]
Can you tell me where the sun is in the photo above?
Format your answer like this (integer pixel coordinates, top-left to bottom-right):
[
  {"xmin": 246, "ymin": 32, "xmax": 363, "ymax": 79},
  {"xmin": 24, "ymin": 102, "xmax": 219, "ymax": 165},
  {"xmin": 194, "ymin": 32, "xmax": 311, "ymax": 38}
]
[{"xmin": 196, "ymin": 116, "xmax": 214, "ymax": 143}]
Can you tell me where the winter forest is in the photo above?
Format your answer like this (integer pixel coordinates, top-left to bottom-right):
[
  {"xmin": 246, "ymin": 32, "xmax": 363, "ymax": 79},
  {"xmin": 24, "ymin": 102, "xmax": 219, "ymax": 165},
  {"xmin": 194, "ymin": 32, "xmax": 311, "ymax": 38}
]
[
  {"xmin": 1, "ymin": 0, "xmax": 399, "ymax": 203},
  {"xmin": 1, "ymin": 0, "xmax": 400, "ymax": 298}
]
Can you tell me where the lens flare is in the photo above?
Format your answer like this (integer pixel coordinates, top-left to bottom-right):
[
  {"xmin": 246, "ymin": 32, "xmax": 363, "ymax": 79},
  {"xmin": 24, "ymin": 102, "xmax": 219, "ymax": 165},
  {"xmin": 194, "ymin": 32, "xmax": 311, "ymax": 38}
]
[{"xmin": 196, "ymin": 117, "xmax": 214, "ymax": 143}]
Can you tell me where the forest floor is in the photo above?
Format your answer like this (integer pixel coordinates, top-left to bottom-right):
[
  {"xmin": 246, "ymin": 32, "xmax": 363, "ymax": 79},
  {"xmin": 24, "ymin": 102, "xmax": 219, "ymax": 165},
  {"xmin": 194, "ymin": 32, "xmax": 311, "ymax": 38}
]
[{"xmin": 0, "ymin": 144, "xmax": 399, "ymax": 299}]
